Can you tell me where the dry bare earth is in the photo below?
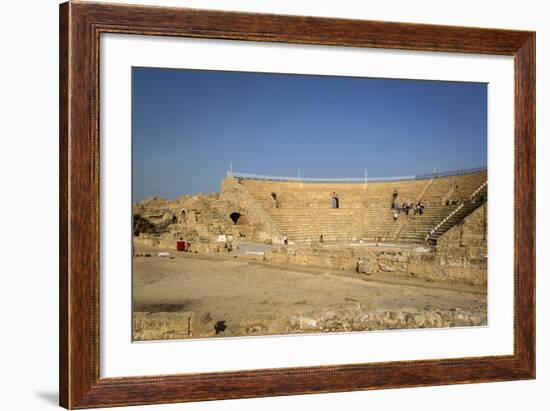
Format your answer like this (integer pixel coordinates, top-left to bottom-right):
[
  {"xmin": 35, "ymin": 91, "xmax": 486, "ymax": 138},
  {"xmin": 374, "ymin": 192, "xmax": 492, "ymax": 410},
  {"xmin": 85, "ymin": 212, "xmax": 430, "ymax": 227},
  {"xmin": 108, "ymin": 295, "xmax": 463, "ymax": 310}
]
[{"xmin": 133, "ymin": 249, "xmax": 487, "ymax": 341}]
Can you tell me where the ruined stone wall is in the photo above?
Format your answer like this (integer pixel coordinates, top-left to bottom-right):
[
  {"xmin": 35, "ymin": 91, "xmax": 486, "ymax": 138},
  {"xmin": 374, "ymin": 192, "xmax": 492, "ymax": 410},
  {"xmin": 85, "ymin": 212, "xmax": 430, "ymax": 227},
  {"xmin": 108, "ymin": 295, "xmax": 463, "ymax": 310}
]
[
  {"xmin": 412, "ymin": 254, "xmax": 486, "ymax": 285},
  {"xmin": 133, "ymin": 193, "xmax": 231, "ymax": 245},
  {"xmin": 265, "ymin": 243, "xmax": 487, "ymax": 285},
  {"xmin": 436, "ymin": 204, "xmax": 487, "ymax": 257},
  {"xmin": 133, "ymin": 178, "xmax": 283, "ymax": 249},
  {"xmin": 133, "ymin": 303, "xmax": 487, "ymax": 340},
  {"xmin": 421, "ymin": 204, "xmax": 488, "ymax": 284},
  {"xmin": 265, "ymin": 246, "xmax": 362, "ymax": 271}
]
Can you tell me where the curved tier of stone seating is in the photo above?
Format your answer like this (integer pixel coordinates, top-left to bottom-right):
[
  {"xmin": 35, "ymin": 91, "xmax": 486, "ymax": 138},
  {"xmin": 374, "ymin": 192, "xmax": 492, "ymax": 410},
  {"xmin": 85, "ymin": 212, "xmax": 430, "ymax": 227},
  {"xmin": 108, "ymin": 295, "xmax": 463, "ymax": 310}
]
[
  {"xmin": 238, "ymin": 170, "xmax": 487, "ymax": 243},
  {"xmin": 421, "ymin": 170, "xmax": 487, "ymax": 205}
]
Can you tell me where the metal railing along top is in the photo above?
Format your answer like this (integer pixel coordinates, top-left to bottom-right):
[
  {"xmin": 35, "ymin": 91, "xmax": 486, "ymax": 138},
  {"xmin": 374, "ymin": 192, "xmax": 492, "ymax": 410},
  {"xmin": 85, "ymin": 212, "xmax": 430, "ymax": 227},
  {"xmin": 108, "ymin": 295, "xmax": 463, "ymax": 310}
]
[{"xmin": 228, "ymin": 166, "xmax": 487, "ymax": 184}]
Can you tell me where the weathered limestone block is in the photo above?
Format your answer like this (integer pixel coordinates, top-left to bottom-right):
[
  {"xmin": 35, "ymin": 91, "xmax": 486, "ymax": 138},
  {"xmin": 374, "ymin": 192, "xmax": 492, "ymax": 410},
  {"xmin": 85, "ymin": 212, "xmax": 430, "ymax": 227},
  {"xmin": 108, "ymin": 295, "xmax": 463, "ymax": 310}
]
[
  {"xmin": 188, "ymin": 242, "xmax": 220, "ymax": 254},
  {"xmin": 161, "ymin": 212, "xmax": 175, "ymax": 225},
  {"xmin": 378, "ymin": 259, "xmax": 407, "ymax": 273},
  {"xmin": 356, "ymin": 257, "xmax": 379, "ymax": 274},
  {"xmin": 133, "ymin": 311, "xmax": 215, "ymax": 341}
]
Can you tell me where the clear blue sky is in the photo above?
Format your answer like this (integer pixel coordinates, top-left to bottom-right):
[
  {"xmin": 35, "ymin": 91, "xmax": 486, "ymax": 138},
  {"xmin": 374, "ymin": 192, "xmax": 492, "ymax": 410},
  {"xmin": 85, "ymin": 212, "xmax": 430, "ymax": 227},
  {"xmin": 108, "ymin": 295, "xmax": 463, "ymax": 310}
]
[{"xmin": 132, "ymin": 67, "xmax": 487, "ymax": 201}]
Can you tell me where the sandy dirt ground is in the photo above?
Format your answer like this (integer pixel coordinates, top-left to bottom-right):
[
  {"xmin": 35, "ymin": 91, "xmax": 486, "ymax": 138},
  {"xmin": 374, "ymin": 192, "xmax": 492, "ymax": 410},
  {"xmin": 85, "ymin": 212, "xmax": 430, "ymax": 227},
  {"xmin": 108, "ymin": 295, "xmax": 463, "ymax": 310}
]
[{"xmin": 133, "ymin": 246, "xmax": 487, "ymax": 339}]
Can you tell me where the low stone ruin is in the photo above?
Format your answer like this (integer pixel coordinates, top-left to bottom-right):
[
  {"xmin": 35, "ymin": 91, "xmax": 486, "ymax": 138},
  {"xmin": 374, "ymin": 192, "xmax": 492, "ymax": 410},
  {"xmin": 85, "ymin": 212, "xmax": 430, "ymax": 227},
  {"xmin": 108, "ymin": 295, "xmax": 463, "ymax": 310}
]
[
  {"xmin": 133, "ymin": 301, "xmax": 487, "ymax": 341},
  {"xmin": 133, "ymin": 177, "xmax": 283, "ymax": 249}
]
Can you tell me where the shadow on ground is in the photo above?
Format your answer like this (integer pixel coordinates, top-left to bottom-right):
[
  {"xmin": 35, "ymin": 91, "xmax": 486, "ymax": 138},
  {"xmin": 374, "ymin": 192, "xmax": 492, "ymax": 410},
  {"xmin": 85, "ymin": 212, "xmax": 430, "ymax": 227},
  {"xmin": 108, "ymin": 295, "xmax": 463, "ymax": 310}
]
[{"xmin": 34, "ymin": 391, "xmax": 58, "ymax": 405}]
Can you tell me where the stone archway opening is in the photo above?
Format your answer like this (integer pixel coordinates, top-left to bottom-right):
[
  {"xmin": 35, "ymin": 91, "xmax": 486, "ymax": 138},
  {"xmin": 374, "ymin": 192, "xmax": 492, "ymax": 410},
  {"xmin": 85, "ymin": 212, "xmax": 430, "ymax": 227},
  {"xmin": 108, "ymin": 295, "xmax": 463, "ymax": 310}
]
[
  {"xmin": 271, "ymin": 192, "xmax": 278, "ymax": 208},
  {"xmin": 332, "ymin": 193, "xmax": 340, "ymax": 209},
  {"xmin": 180, "ymin": 208, "xmax": 188, "ymax": 223},
  {"xmin": 230, "ymin": 212, "xmax": 242, "ymax": 225}
]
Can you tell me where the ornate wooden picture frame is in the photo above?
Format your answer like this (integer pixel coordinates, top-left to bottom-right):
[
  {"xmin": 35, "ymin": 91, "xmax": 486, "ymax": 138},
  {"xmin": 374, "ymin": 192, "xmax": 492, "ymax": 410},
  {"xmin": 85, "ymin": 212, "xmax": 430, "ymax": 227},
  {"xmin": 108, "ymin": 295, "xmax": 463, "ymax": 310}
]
[{"xmin": 59, "ymin": 1, "xmax": 535, "ymax": 408}]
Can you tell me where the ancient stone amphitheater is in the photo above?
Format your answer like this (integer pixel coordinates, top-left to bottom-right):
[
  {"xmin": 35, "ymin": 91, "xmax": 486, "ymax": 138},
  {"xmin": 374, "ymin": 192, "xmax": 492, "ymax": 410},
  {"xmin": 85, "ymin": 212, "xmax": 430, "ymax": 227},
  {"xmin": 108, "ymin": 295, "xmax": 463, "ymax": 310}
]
[
  {"xmin": 132, "ymin": 169, "xmax": 489, "ymax": 340},
  {"xmin": 236, "ymin": 168, "xmax": 487, "ymax": 245},
  {"xmin": 134, "ymin": 168, "xmax": 487, "ymax": 247}
]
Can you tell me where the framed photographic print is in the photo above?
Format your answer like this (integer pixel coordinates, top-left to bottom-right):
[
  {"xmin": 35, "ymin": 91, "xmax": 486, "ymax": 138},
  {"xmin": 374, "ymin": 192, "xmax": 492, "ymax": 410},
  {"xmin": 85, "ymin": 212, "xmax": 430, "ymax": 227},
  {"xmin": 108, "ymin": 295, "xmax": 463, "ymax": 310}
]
[{"xmin": 59, "ymin": 1, "xmax": 535, "ymax": 408}]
